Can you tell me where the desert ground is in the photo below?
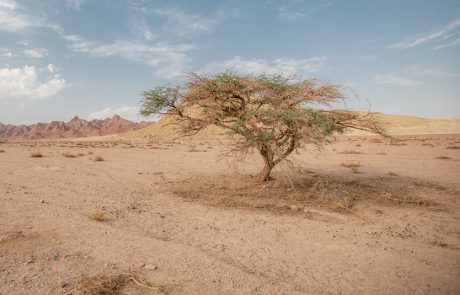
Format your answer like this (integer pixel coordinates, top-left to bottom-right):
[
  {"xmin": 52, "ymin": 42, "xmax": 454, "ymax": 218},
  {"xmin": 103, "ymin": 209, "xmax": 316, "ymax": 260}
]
[{"xmin": 1, "ymin": 134, "xmax": 459, "ymax": 294}]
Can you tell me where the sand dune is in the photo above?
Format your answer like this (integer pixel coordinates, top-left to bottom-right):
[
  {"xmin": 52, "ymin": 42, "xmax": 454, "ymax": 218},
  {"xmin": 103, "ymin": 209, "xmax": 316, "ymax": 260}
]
[{"xmin": 121, "ymin": 112, "xmax": 460, "ymax": 140}]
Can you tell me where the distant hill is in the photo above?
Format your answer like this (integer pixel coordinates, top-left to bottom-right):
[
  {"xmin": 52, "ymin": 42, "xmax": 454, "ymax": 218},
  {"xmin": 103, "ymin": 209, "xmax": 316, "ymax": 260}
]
[
  {"xmin": 120, "ymin": 112, "xmax": 460, "ymax": 140},
  {"xmin": 0, "ymin": 115, "xmax": 152, "ymax": 140}
]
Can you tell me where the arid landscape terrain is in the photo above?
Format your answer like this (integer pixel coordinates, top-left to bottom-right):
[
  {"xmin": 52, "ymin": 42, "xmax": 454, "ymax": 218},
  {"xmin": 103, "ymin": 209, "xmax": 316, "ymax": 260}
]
[{"xmin": 1, "ymin": 114, "xmax": 459, "ymax": 294}]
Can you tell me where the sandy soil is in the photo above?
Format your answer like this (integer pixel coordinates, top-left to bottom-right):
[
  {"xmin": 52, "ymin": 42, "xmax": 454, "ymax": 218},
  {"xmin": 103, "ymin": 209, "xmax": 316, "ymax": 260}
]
[{"xmin": 0, "ymin": 134, "xmax": 459, "ymax": 294}]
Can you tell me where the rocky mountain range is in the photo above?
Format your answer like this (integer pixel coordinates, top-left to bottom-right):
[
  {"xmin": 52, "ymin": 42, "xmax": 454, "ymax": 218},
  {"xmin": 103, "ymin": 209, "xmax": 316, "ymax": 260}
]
[{"xmin": 0, "ymin": 115, "xmax": 153, "ymax": 140}]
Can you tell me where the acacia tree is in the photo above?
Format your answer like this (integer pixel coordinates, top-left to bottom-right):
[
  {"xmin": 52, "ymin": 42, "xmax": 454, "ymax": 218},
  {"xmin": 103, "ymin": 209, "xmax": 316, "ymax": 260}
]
[{"xmin": 140, "ymin": 72, "xmax": 386, "ymax": 182}]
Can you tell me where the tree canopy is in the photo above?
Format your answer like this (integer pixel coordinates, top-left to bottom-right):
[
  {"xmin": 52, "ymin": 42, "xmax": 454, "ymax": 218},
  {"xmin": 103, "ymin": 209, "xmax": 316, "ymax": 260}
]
[{"xmin": 140, "ymin": 72, "xmax": 386, "ymax": 181}]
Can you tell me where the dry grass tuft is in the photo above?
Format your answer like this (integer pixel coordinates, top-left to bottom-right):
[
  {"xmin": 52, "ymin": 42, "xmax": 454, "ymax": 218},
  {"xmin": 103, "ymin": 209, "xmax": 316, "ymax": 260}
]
[
  {"xmin": 0, "ymin": 149, "xmax": 4, "ymax": 153},
  {"xmin": 376, "ymin": 152, "xmax": 387, "ymax": 155},
  {"xmin": 62, "ymin": 152, "xmax": 77, "ymax": 158},
  {"xmin": 445, "ymin": 146, "xmax": 460, "ymax": 149},
  {"xmin": 421, "ymin": 143, "xmax": 434, "ymax": 147},
  {"xmin": 78, "ymin": 273, "xmax": 173, "ymax": 295},
  {"xmin": 77, "ymin": 152, "xmax": 86, "ymax": 156},
  {"xmin": 369, "ymin": 138, "xmax": 382, "ymax": 143},
  {"xmin": 30, "ymin": 152, "xmax": 43, "ymax": 158},
  {"xmin": 435, "ymin": 156, "xmax": 451, "ymax": 160},
  {"xmin": 338, "ymin": 150, "xmax": 364, "ymax": 154},
  {"xmin": 388, "ymin": 171, "xmax": 399, "ymax": 176},
  {"xmin": 89, "ymin": 212, "xmax": 107, "ymax": 222},
  {"xmin": 340, "ymin": 161, "xmax": 362, "ymax": 168},
  {"xmin": 94, "ymin": 156, "xmax": 104, "ymax": 162}
]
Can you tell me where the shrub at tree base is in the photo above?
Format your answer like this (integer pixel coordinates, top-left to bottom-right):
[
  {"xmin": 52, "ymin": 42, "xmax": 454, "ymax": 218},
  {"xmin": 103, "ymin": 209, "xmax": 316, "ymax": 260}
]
[{"xmin": 140, "ymin": 72, "xmax": 386, "ymax": 182}]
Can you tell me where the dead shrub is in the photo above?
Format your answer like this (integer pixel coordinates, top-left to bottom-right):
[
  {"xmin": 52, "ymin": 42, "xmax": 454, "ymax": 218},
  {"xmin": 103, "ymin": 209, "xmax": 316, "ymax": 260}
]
[
  {"xmin": 340, "ymin": 161, "xmax": 362, "ymax": 168},
  {"xmin": 421, "ymin": 143, "xmax": 434, "ymax": 147},
  {"xmin": 94, "ymin": 156, "xmax": 104, "ymax": 162},
  {"xmin": 78, "ymin": 273, "xmax": 172, "ymax": 295},
  {"xmin": 30, "ymin": 152, "xmax": 43, "ymax": 158},
  {"xmin": 62, "ymin": 152, "xmax": 77, "ymax": 158},
  {"xmin": 89, "ymin": 212, "xmax": 107, "ymax": 221},
  {"xmin": 436, "ymin": 156, "xmax": 451, "ymax": 160},
  {"xmin": 369, "ymin": 138, "xmax": 382, "ymax": 143},
  {"xmin": 445, "ymin": 146, "xmax": 460, "ymax": 149},
  {"xmin": 338, "ymin": 150, "xmax": 364, "ymax": 154}
]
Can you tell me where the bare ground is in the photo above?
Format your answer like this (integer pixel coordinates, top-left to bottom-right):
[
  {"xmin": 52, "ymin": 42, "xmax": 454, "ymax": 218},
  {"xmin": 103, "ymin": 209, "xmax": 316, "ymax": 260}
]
[{"xmin": 0, "ymin": 134, "xmax": 459, "ymax": 294}]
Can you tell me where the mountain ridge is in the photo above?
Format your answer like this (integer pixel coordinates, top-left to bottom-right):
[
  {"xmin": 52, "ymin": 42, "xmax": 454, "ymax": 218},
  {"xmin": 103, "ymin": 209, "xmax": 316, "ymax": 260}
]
[{"xmin": 0, "ymin": 115, "xmax": 153, "ymax": 140}]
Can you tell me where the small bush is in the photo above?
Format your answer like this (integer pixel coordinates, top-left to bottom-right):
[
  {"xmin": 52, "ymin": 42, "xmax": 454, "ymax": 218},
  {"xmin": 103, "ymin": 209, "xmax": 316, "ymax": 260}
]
[
  {"xmin": 0, "ymin": 149, "xmax": 5, "ymax": 153},
  {"xmin": 436, "ymin": 156, "xmax": 451, "ymax": 160},
  {"xmin": 445, "ymin": 146, "xmax": 460, "ymax": 149},
  {"xmin": 94, "ymin": 156, "xmax": 104, "ymax": 162},
  {"xmin": 339, "ymin": 150, "xmax": 364, "ymax": 154},
  {"xmin": 30, "ymin": 152, "xmax": 43, "ymax": 158},
  {"xmin": 388, "ymin": 171, "xmax": 398, "ymax": 176},
  {"xmin": 340, "ymin": 161, "xmax": 362, "ymax": 168},
  {"xmin": 62, "ymin": 152, "xmax": 76, "ymax": 158},
  {"xmin": 89, "ymin": 212, "xmax": 107, "ymax": 221},
  {"xmin": 369, "ymin": 138, "xmax": 382, "ymax": 143}
]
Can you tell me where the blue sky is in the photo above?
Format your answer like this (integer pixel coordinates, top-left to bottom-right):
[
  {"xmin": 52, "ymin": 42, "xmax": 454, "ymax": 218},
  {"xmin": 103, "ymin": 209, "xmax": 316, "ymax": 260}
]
[{"xmin": 1, "ymin": 0, "xmax": 460, "ymax": 124}]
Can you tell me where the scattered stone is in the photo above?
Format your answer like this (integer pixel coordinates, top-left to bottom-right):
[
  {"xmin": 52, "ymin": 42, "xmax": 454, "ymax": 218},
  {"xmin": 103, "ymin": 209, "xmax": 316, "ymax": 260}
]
[
  {"xmin": 144, "ymin": 264, "xmax": 158, "ymax": 270},
  {"xmin": 136, "ymin": 263, "xmax": 146, "ymax": 268}
]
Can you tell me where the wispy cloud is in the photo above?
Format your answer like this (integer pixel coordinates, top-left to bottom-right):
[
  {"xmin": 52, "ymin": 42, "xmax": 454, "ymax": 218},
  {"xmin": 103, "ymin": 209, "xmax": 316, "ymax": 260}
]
[
  {"xmin": 373, "ymin": 65, "xmax": 458, "ymax": 87},
  {"xmin": 64, "ymin": 35, "xmax": 194, "ymax": 78},
  {"xmin": 277, "ymin": 0, "xmax": 332, "ymax": 21},
  {"xmin": 65, "ymin": 0, "xmax": 88, "ymax": 12},
  {"xmin": 153, "ymin": 8, "xmax": 219, "ymax": 37},
  {"xmin": 23, "ymin": 48, "xmax": 47, "ymax": 58},
  {"xmin": 388, "ymin": 18, "xmax": 460, "ymax": 49},
  {"xmin": 433, "ymin": 37, "xmax": 460, "ymax": 50},
  {"xmin": 373, "ymin": 74, "xmax": 420, "ymax": 87},
  {"xmin": 202, "ymin": 56, "xmax": 327, "ymax": 76},
  {"xmin": 88, "ymin": 106, "xmax": 139, "ymax": 121},
  {"xmin": 0, "ymin": 64, "xmax": 66, "ymax": 99},
  {"xmin": 0, "ymin": 0, "xmax": 61, "ymax": 33}
]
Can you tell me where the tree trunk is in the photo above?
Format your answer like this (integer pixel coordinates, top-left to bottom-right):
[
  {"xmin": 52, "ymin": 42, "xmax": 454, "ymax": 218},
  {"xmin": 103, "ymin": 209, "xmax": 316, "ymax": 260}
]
[{"xmin": 258, "ymin": 149, "xmax": 275, "ymax": 182}]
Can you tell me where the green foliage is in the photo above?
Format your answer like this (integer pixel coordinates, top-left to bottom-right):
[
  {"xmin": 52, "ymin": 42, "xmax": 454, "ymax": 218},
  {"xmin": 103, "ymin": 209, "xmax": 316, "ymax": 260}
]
[{"xmin": 140, "ymin": 72, "xmax": 385, "ymax": 181}]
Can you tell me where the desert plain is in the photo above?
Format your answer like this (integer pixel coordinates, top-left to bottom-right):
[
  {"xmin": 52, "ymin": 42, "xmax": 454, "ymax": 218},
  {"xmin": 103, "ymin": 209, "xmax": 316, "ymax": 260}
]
[{"xmin": 1, "ymin": 131, "xmax": 460, "ymax": 294}]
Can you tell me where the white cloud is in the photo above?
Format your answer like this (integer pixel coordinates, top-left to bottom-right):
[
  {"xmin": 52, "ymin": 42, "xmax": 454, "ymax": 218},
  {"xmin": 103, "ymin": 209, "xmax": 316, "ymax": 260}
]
[
  {"xmin": 277, "ymin": 1, "xmax": 332, "ymax": 21},
  {"xmin": 433, "ymin": 37, "xmax": 460, "ymax": 51},
  {"xmin": 388, "ymin": 18, "xmax": 460, "ymax": 49},
  {"xmin": 373, "ymin": 74, "xmax": 420, "ymax": 87},
  {"xmin": 88, "ymin": 106, "xmax": 139, "ymax": 121},
  {"xmin": 1, "ymin": 51, "xmax": 13, "ymax": 58},
  {"xmin": 0, "ymin": 65, "xmax": 66, "ymax": 100},
  {"xmin": 202, "ymin": 56, "xmax": 327, "ymax": 76},
  {"xmin": 373, "ymin": 65, "xmax": 458, "ymax": 87},
  {"xmin": 23, "ymin": 48, "xmax": 47, "ymax": 58},
  {"xmin": 0, "ymin": 0, "xmax": 61, "ymax": 33},
  {"xmin": 64, "ymin": 35, "xmax": 193, "ymax": 78},
  {"xmin": 65, "ymin": 0, "xmax": 88, "ymax": 11},
  {"xmin": 153, "ymin": 8, "xmax": 218, "ymax": 37},
  {"xmin": 0, "ymin": 0, "xmax": 17, "ymax": 10}
]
